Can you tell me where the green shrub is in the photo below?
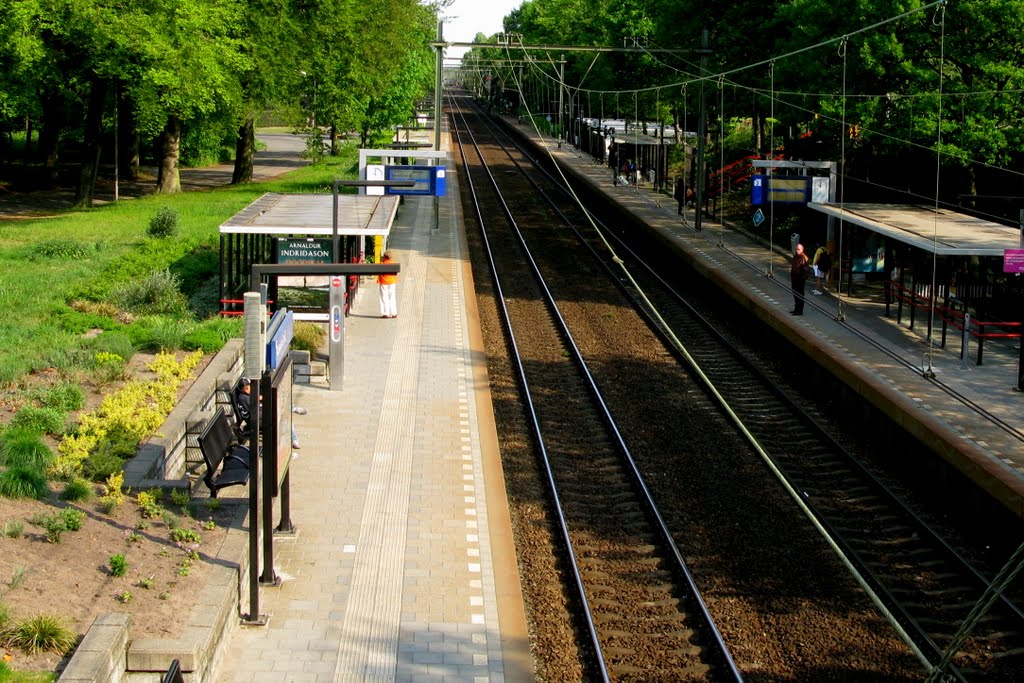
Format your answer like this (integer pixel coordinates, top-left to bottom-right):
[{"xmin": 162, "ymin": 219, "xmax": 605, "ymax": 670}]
[
  {"xmin": 0, "ymin": 468, "xmax": 49, "ymax": 500},
  {"xmin": 88, "ymin": 331, "xmax": 136, "ymax": 364},
  {"xmin": 108, "ymin": 553, "xmax": 128, "ymax": 577},
  {"xmin": 91, "ymin": 351, "xmax": 128, "ymax": 386},
  {"xmin": 170, "ymin": 488, "xmax": 190, "ymax": 508},
  {"xmin": 169, "ymin": 527, "xmax": 201, "ymax": 544},
  {"xmin": 30, "ymin": 240, "xmax": 96, "ymax": 261},
  {"xmin": 291, "ymin": 321, "xmax": 326, "ymax": 352},
  {"xmin": 58, "ymin": 507, "xmax": 85, "ymax": 532},
  {"xmin": 42, "ymin": 515, "xmax": 64, "ymax": 543},
  {"xmin": 4, "ymin": 614, "xmax": 78, "ymax": 654},
  {"xmin": 1, "ymin": 428, "xmax": 55, "ymax": 470},
  {"xmin": 145, "ymin": 317, "xmax": 195, "ymax": 352},
  {"xmin": 9, "ymin": 406, "xmax": 66, "ymax": 436},
  {"xmin": 109, "ymin": 270, "xmax": 189, "ymax": 316},
  {"xmin": 182, "ymin": 326, "xmax": 227, "ymax": 352},
  {"xmin": 2, "ymin": 520, "xmax": 24, "ymax": 538},
  {"xmin": 53, "ymin": 307, "xmax": 121, "ymax": 335},
  {"xmin": 39, "ymin": 382, "xmax": 85, "ymax": 413},
  {"xmin": 170, "ymin": 244, "xmax": 219, "ymax": 295},
  {"xmin": 147, "ymin": 207, "xmax": 179, "ymax": 238},
  {"xmin": 83, "ymin": 448, "xmax": 130, "ymax": 482},
  {"xmin": 60, "ymin": 478, "xmax": 93, "ymax": 502}
]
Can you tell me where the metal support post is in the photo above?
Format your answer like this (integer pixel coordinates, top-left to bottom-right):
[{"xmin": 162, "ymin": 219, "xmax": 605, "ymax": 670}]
[
  {"xmin": 694, "ymin": 29, "xmax": 709, "ymax": 232},
  {"xmin": 434, "ymin": 21, "xmax": 443, "ymax": 152}
]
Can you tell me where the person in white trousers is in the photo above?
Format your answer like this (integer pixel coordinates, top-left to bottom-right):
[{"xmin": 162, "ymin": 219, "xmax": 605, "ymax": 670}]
[{"xmin": 378, "ymin": 250, "xmax": 398, "ymax": 318}]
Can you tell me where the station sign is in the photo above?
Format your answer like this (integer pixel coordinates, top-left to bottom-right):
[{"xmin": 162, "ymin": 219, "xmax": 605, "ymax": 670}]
[
  {"xmin": 750, "ymin": 174, "xmax": 811, "ymax": 205},
  {"xmin": 385, "ymin": 166, "xmax": 447, "ymax": 197},
  {"xmin": 275, "ymin": 238, "xmax": 334, "ymax": 265},
  {"xmin": 1003, "ymin": 249, "xmax": 1024, "ymax": 274}
]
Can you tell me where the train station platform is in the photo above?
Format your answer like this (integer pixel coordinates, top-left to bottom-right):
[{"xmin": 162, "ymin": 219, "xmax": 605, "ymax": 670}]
[
  {"xmin": 507, "ymin": 118, "xmax": 1024, "ymax": 520},
  {"xmin": 216, "ymin": 135, "xmax": 532, "ymax": 682}
]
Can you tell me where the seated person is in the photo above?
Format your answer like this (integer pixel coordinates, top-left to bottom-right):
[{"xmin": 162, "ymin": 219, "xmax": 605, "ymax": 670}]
[{"xmin": 234, "ymin": 379, "xmax": 302, "ymax": 449}]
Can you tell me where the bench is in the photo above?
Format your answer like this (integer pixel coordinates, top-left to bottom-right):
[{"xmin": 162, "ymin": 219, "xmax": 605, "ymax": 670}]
[{"xmin": 198, "ymin": 407, "xmax": 251, "ymax": 498}]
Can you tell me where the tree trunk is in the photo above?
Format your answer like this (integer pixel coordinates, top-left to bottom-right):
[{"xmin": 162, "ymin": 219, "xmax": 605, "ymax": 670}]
[
  {"xmin": 23, "ymin": 117, "xmax": 33, "ymax": 166},
  {"xmin": 231, "ymin": 117, "xmax": 255, "ymax": 184},
  {"xmin": 330, "ymin": 124, "xmax": 338, "ymax": 155},
  {"xmin": 156, "ymin": 115, "xmax": 182, "ymax": 194},
  {"xmin": 73, "ymin": 78, "xmax": 109, "ymax": 209},
  {"xmin": 38, "ymin": 91, "xmax": 66, "ymax": 186},
  {"xmin": 118, "ymin": 89, "xmax": 140, "ymax": 181}
]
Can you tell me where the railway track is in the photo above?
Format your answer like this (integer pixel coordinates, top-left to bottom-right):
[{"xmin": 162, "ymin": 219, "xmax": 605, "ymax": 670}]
[
  {"xmin": 448, "ymin": 94, "xmax": 1024, "ymax": 680},
  {"xmin": 450, "ymin": 96, "xmax": 741, "ymax": 682}
]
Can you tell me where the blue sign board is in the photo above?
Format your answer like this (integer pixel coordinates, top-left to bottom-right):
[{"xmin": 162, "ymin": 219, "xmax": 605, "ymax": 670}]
[
  {"xmin": 753, "ymin": 209, "xmax": 765, "ymax": 227},
  {"xmin": 266, "ymin": 309, "xmax": 294, "ymax": 370},
  {"xmin": 750, "ymin": 174, "xmax": 812, "ymax": 205},
  {"xmin": 385, "ymin": 166, "xmax": 447, "ymax": 197}
]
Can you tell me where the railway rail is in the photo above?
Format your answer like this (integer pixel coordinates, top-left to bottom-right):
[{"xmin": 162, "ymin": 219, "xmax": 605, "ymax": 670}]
[
  {"xmin": 450, "ymin": 95, "xmax": 741, "ymax": 682},
  {"xmin": 447, "ymin": 93, "xmax": 1024, "ymax": 681}
]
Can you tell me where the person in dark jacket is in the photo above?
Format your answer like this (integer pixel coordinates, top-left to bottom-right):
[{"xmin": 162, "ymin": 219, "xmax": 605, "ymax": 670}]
[
  {"xmin": 790, "ymin": 243, "xmax": 810, "ymax": 315},
  {"xmin": 674, "ymin": 177, "xmax": 686, "ymax": 215}
]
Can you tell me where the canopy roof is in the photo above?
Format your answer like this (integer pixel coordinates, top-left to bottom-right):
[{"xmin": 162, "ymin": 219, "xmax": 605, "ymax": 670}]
[
  {"xmin": 809, "ymin": 203, "xmax": 1020, "ymax": 257},
  {"xmin": 219, "ymin": 193, "xmax": 400, "ymax": 236}
]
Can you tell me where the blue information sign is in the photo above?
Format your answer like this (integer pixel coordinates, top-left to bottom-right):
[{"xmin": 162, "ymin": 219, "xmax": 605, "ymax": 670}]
[{"xmin": 753, "ymin": 209, "xmax": 765, "ymax": 227}]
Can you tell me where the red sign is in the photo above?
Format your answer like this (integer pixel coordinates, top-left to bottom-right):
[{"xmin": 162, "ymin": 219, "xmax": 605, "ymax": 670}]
[
  {"xmin": 331, "ymin": 277, "xmax": 342, "ymax": 288},
  {"xmin": 1004, "ymin": 249, "xmax": 1024, "ymax": 274}
]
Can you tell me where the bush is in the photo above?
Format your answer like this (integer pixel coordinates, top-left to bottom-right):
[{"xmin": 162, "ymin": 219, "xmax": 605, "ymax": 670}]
[
  {"xmin": 53, "ymin": 307, "xmax": 121, "ymax": 335},
  {"xmin": 109, "ymin": 270, "xmax": 190, "ymax": 316},
  {"xmin": 60, "ymin": 478, "xmax": 93, "ymax": 502},
  {"xmin": 36, "ymin": 382, "xmax": 85, "ymax": 413},
  {"xmin": 30, "ymin": 240, "xmax": 96, "ymax": 261},
  {"xmin": 89, "ymin": 331, "xmax": 136, "ymax": 362},
  {"xmin": 9, "ymin": 406, "xmax": 66, "ymax": 436},
  {"xmin": 4, "ymin": 614, "xmax": 78, "ymax": 654},
  {"xmin": 0, "ymin": 468, "xmax": 49, "ymax": 500},
  {"xmin": 145, "ymin": 317, "xmax": 195, "ymax": 352},
  {"xmin": 0, "ymin": 429, "xmax": 54, "ymax": 471},
  {"xmin": 291, "ymin": 321, "xmax": 326, "ymax": 352},
  {"xmin": 58, "ymin": 507, "xmax": 84, "ymax": 531},
  {"xmin": 147, "ymin": 207, "xmax": 179, "ymax": 238}
]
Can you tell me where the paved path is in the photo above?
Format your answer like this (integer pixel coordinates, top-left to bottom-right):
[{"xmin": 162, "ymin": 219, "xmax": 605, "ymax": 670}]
[{"xmin": 0, "ymin": 132, "xmax": 309, "ymax": 219}]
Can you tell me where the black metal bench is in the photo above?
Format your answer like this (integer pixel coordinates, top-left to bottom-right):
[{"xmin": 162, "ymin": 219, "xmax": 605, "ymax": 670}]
[{"xmin": 198, "ymin": 407, "xmax": 250, "ymax": 498}]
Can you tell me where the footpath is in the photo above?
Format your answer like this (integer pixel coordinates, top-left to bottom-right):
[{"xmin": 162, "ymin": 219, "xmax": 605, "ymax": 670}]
[{"xmin": 0, "ymin": 132, "xmax": 308, "ymax": 219}]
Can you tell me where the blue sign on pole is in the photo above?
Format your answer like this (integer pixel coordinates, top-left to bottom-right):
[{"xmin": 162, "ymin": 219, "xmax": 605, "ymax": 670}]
[
  {"xmin": 266, "ymin": 310, "xmax": 294, "ymax": 370},
  {"xmin": 753, "ymin": 209, "xmax": 765, "ymax": 227}
]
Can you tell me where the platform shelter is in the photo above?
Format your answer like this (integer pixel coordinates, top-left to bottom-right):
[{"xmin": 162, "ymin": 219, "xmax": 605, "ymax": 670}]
[
  {"xmin": 218, "ymin": 192, "xmax": 399, "ymax": 318},
  {"xmin": 809, "ymin": 202, "xmax": 1024, "ymax": 362}
]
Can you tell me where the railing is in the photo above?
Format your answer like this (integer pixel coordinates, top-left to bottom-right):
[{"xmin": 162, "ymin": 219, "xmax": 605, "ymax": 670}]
[{"xmin": 885, "ymin": 280, "xmax": 1020, "ymax": 365}]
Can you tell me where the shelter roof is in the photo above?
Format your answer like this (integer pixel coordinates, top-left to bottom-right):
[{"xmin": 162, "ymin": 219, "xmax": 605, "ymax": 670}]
[
  {"xmin": 808, "ymin": 203, "xmax": 1019, "ymax": 257},
  {"xmin": 219, "ymin": 193, "xmax": 399, "ymax": 236}
]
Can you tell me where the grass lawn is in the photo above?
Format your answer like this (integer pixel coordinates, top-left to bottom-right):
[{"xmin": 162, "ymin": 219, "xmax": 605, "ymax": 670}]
[{"xmin": 0, "ymin": 142, "xmax": 360, "ymax": 385}]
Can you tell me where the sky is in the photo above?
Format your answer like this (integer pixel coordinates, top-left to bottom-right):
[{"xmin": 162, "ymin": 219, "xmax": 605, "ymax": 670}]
[{"xmin": 441, "ymin": 0, "xmax": 522, "ymax": 60}]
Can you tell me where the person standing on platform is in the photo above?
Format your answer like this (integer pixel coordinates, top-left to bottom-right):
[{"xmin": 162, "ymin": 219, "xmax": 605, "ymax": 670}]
[
  {"xmin": 674, "ymin": 177, "xmax": 686, "ymax": 215},
  {"xmin": 811, "ymin": 245, "xmax": 832, "ymax": 295},
  {"xmin": 790, "ymin": 243, "xmax": 810, "ymax": 315},
  {"xmin": 378, "ymin": 250, "xmax": 398, "ymax": 318}
]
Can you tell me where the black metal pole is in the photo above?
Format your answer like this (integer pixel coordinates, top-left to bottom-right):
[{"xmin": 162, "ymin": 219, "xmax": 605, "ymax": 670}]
[
  {"xmin": 332, "ymin": 179, "xmax": 339, "ymax": 264},
  {"xmin": 246, "ymin": 380, "xmax": 261, "ymax": 622},
  {"xmin": 694, "ymin": 29, "xmax": 709, "ymax": 232}
]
